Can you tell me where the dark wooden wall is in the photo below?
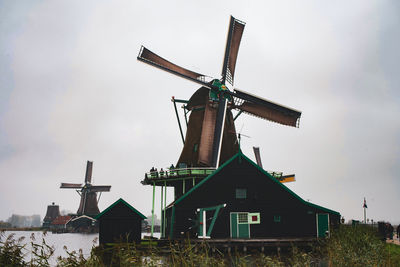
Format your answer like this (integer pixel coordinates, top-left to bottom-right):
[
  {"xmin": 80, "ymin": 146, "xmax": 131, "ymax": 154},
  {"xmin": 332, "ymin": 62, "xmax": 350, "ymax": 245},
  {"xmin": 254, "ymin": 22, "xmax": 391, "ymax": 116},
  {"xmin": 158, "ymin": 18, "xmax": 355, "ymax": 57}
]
[
  {"xmin": 98, "ymin": 202, "xmax": 143, "ymax": 244},
  {"xmin": 167, "ymin": 155, "xmax": 340, "ymax": 239}
]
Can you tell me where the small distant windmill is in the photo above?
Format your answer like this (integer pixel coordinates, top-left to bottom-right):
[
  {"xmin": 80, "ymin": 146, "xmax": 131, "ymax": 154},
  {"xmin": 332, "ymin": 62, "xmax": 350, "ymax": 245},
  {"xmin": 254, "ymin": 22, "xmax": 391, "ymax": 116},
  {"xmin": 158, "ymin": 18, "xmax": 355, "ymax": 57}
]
[{"xmin": 60, "ymin": 161, "xmax": 111, "ymax": 216}]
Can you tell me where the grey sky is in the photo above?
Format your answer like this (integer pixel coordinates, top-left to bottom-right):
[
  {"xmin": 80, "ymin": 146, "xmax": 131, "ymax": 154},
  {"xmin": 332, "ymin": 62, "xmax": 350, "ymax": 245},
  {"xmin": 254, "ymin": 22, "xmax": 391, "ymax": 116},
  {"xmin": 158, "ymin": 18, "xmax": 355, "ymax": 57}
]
[{"xmin": 1, "ymin": 0, "xmax": 399, "ymax": 224}]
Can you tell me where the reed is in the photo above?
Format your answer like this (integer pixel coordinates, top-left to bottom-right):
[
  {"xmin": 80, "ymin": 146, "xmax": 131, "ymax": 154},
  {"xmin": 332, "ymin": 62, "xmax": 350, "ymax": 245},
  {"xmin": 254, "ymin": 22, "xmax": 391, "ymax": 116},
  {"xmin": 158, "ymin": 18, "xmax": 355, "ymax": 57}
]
[{"xmin": 1, "ymin": 227, "xmax": 400, "ymax": 266}]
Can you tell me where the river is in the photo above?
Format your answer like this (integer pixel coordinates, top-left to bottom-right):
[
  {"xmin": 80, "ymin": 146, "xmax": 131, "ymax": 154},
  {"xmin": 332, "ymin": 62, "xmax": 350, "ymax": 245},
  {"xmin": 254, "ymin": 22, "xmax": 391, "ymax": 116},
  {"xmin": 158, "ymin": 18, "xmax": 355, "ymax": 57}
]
[
  {"xmin": 2, "ymin": 231, "xmax": 161, "ymax": 266},
  {"xmin": 2, "ymin": 231, "xmax": 98, "ymax": 265}
]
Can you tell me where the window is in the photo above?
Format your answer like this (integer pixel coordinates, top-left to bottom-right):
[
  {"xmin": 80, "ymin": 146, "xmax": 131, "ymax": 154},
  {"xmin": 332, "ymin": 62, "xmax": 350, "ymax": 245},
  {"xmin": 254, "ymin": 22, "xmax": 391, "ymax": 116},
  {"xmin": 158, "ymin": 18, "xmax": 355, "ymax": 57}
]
[
  {"xmin": 238, "ymin": 212, "xmax": 248, "ymax": 224},
  {"xmin": 235, "ymin": 188, "xmax": 247, "ymax": 199},
  {"xmin": 193, "ymin": 144, "xmax": 198, "ymax": 152},
  {"xmin": 274, "ymin": 215, "xmax": 281, "ymax": 223}
]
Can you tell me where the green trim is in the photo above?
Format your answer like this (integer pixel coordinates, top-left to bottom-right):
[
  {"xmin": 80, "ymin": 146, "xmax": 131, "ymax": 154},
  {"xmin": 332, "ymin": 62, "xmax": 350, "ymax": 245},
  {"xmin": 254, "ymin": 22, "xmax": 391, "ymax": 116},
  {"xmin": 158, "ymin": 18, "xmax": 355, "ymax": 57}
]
[
  {"xmin": 169, "ymin": 206, "xmax": 175, "ymax": 237},
  {"xmin": 233, "ymin": 110, "xmax": 243, "ymax": 121},
  {"xmin": 175, "ymin": 152, "xmax": 240, "ymax": 205},
  {"xmin": 174, "ymin": 151, "xmax": 340, "ymax": 216},
  {"xmin": 206, "ymin": 204, "xmax": 224, "ymax": 236},
  {"xmin": 95, "ymin": 198, "xmax": 146, "ymax": 219}
]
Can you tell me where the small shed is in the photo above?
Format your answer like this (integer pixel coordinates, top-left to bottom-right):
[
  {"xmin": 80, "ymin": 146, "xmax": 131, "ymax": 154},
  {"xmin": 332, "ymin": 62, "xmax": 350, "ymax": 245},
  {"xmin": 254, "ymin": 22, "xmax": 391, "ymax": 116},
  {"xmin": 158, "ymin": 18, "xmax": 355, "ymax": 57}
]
[{"xmin": 96, "ymin": 198, "xmax": 146, "ymax": 244}]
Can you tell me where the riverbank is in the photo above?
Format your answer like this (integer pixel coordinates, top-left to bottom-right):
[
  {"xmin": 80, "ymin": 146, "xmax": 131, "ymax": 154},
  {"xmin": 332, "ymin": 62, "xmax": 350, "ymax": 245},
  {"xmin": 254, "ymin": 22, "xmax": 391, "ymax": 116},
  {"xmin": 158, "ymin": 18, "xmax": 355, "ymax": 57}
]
[
  {"xmin": 0, "ymin": 227, "xmax": 44, "ymax": 231},
  {"xmin": 1, "ymin": 225, "xmax": 400, "ymax": 266}
]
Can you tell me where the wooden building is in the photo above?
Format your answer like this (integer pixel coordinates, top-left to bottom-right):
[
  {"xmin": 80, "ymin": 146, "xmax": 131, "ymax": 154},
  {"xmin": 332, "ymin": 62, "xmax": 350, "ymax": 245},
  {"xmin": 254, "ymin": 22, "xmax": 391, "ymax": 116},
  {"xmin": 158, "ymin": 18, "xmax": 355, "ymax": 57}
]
[
  {"xmin": 164, "ymin": 151, "xmax": 340, "ymax": 239},
  {"xmin": 96, "ymin": 198, "xmax": 146, "ymax": 244}
]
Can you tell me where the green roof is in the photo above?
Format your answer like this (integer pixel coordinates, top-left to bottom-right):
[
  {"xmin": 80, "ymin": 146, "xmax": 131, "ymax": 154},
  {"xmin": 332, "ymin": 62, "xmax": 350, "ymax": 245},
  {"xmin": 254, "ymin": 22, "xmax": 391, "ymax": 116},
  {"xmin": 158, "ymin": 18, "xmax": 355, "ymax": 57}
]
[
  {"xmin": 174, "ymin": 151, "xmax": 340, "ymax": 216},
  {"xmin": 95, "ymin": 198, "xmax": 146, "ymax": 220}
]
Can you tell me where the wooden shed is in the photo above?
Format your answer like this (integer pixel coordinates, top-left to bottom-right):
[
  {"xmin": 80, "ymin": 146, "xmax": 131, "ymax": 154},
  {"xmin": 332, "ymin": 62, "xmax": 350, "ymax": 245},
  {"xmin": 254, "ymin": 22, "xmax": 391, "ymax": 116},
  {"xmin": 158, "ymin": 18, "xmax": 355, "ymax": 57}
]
[
  {"xmin": 164, "ymin": 151, "xmax": 340, "ymax": 239},
  {"xmin": 96, "ymin": 198, "xmax": 146, "ymax": 244}
]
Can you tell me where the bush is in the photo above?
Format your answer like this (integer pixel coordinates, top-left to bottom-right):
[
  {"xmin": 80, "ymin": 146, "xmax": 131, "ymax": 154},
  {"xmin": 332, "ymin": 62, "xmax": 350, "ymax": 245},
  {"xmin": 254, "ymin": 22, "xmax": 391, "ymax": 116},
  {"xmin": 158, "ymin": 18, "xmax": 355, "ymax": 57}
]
[{"xmin": 324, "ymin": 224, "xmax": 387, "ymax": 266}]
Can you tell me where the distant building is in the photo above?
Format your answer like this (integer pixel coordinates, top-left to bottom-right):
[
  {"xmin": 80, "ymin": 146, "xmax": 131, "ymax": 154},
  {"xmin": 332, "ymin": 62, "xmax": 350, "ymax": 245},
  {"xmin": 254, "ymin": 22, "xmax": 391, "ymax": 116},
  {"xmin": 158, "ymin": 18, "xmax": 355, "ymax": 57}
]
[
  {"xmin": 7, "ymin": 214, "xmax": 41, "ymax": 228},
  {"xmin": 51, "ymin": 216, "xmax": 72, "ymax": 231},
  {"xmin": 67, "ymin": 215, "xmax": 98, "ymax": 233},
  {"xmin": 43, "ymin": 202, "xmax": 61, "ymax": 228}
]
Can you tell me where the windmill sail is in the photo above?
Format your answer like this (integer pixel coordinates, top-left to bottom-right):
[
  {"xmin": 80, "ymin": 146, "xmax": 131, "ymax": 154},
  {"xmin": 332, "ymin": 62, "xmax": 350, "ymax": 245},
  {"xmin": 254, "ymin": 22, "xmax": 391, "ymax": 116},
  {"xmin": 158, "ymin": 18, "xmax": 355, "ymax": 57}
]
[
  {"xmin": 198, "ymin": 101, "xmax": 218, "ymax": 166},
  {"xmin": 85, "ymin": 161, "xmax": 93, "ymax": 183},
  {"xmin": 233, "ymin": 89, "xmax": 301, "ymax": 127},
  {"xmin": 60, "ymin": 183, "xmax": 82, "ymax": 188},
  {"xmin": 253, "ymin": 147, "xmax": 263, "ymax": 168},
  {"xmin": 137, "ymin": 46, "xmax": 212, "ymax": 88},
  {"xmin": 89, "ymin": 185, "xmax": 111, "ymax": 192},
  {"xmin": 222, "ymin": 16, "xmax": 245, "ymax": 85}
]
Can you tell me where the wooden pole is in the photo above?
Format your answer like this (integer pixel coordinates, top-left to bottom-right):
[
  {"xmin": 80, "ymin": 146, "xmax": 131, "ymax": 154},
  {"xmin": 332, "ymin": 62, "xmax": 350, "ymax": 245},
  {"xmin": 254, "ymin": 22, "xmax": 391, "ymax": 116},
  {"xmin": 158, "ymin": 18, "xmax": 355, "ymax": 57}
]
[{"xmin": 151, "ymin": 182, "xmax": 155, "ymax": 237}]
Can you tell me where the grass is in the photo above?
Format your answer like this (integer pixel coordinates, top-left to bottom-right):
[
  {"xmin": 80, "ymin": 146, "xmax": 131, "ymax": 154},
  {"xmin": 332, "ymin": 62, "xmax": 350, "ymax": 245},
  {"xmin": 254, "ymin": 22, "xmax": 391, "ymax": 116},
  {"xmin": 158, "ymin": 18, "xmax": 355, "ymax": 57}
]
[{"xmin": 1, "ymin": 226, "xmax": 400, "ymax": 266}]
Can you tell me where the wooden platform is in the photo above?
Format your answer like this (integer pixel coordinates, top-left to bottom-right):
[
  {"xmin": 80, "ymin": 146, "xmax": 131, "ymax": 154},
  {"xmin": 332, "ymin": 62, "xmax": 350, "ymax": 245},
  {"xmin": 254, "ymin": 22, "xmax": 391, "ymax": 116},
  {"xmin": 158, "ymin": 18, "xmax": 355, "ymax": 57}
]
[{"xmin": 139, "ymin": 237, "xmax": 318, "ymax": 253}]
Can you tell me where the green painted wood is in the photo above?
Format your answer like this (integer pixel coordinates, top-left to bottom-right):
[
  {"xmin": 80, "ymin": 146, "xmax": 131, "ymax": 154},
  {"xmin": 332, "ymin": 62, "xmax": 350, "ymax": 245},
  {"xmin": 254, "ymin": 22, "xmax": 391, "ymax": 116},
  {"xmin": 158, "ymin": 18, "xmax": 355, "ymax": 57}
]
[
  {"xmin": 198, "ymin": 211, "xmax": 204, "ymax": 236},
  {"xmin": 317, "ymin": 213, "xmax": 329, "ymax": 238},
  {"xmin": 238, "ymin": 223, "xmax": 250, "ymax": 238},
  {"xmin": 230, "ymin": 213, "xmax": 238, "ymax": 238}
]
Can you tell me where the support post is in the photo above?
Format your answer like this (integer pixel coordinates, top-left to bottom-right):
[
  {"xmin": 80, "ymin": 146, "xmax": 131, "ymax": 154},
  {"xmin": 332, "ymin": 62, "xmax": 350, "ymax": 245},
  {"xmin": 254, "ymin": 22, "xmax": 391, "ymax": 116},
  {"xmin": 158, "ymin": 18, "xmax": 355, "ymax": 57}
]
[
  {"xmin": 184, "ymin": 107, "xmax": 188, "ymax": 127},
  {"xmin": 172, "ymin": 97, "xmax": 185, "ymax": 145},
  {"xmin": 151, "ymin": 182, "xmax": 155, "ymax": 238},
  {"xmin": 202, "ymin": 210, "xmax": 207, "ymax": 238},
  {"xmin": 183, "ymin": 179, "xmax": 185, "ymax": 194},
  {"xmin": 164, "ymin": 181, "xmax": 167, "ymax": 238},
  {"xmin": 160, "ymin": 184, "xmax": 164, "ymax": 238},
  {"xmin": 233, "ymin": 110, "xmax": 243, "ymax": 121}
]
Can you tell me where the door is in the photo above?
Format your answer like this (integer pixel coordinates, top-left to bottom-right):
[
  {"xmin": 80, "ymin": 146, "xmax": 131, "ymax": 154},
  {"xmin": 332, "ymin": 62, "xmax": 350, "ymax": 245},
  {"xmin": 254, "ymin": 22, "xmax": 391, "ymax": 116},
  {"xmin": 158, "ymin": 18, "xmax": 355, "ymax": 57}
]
[
  {"xmin": 316, "ymin": 213, "xmax": 329, "ymax": 238},
  {"xmin": 230, "ymin": 212, "xmax": 250, "ymax": 238}
]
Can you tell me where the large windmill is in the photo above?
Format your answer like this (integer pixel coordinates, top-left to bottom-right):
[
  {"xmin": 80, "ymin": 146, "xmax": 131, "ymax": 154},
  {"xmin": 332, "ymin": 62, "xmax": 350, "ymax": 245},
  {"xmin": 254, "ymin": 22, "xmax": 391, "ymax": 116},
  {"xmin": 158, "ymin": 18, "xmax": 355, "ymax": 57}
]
[
  {"xmin": 60, "ymin": 161, "xmax": 111, "ymax": 216},
  {"xmin": 138, "ymin": 16, "xmax": 301, "ymax": 168}
]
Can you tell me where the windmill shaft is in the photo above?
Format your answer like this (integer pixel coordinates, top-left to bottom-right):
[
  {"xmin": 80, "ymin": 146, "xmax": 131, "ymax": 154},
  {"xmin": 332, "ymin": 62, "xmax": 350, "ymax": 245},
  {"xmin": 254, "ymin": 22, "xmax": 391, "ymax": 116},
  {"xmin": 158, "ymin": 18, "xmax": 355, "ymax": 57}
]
[{"xmin": 211, "ymin": 96, "xmax": 228, "ymax": 167}]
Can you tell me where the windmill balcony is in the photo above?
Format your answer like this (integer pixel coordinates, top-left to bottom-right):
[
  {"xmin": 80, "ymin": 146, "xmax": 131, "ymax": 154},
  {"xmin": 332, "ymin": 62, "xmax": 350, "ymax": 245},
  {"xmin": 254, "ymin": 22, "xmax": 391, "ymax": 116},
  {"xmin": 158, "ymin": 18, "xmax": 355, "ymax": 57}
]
[{"xmin": 142, "ymin": 167, "xmax": 216, "ymax": 185}]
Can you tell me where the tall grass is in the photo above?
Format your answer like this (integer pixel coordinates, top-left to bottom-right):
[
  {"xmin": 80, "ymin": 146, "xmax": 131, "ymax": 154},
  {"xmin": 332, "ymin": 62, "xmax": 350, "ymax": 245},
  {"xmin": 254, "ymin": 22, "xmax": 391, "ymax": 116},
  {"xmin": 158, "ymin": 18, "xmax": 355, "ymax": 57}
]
[{"xmin": 1, "ymin": 227, "xmax": 400, "ymax": 266}]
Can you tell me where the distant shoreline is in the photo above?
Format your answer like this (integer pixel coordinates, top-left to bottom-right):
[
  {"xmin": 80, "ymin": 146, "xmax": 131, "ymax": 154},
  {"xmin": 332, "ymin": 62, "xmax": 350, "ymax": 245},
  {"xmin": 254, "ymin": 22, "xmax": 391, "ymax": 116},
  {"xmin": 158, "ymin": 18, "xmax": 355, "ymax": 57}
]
[{"xmin": 0, "ymin": 227, "xmax": 44, "ymax": 231}]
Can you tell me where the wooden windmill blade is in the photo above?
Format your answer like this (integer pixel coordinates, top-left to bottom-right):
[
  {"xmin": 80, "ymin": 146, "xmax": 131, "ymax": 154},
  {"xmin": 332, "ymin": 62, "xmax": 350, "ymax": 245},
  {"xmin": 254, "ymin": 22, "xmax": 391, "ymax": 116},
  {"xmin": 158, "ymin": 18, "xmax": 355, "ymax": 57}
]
[
  {"xmin": 60, "ymin": 183, "xmax": 82, "ymax": 189},
  {"xmin": 253, "ymin": 147, "xmax": 263, "ymax": 169},
  {"xmin": 221, "ymin": 16, "xmax": 245, "ymax": 85},
  {"xmin": 89, "ymin": 185, "xmax": 111, "ymax": 192},
  {"xmin": 232, "ymin": 88, "xmax": 301, "ymax": 127},
  {"xmin": 198, "ymin": 100, "xmax": 218, "ymax": 166},
  {"xmin": 137, "ymin": 46, "xmax": 214, "ymax": 89},
  {"xmin": 85, "ymin": 161, "xmax": 93, "ymax": 184}
]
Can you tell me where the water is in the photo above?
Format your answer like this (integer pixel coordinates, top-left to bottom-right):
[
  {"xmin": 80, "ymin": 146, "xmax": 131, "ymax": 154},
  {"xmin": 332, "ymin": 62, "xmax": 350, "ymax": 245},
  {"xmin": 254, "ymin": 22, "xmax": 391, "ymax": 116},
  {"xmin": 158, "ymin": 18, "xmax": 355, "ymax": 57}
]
[
  {"xmin": 2, "ymin": 231, "xmax": 161, "ymax": 266},
  {"xmin": 2, "ymin": 231, "xmax": 98, "ymax": 265}
]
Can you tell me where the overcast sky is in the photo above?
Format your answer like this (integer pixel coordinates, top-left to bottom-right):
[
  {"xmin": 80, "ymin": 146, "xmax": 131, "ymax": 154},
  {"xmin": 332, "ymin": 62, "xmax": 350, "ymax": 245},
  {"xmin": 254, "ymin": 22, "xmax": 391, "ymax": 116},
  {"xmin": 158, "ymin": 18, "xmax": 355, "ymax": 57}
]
[{"xmin": 1, "ymin": 0, "xmax": 399, "ymax": 224}]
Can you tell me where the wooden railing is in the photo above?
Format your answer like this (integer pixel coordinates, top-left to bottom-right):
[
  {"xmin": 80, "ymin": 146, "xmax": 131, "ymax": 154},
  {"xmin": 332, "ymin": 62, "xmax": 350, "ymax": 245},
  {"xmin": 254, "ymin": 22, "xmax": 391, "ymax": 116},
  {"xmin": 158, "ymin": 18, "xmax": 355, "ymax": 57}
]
[{"xmin": 144, "ymin": 167, "xmax": 216, "ymax": 180}]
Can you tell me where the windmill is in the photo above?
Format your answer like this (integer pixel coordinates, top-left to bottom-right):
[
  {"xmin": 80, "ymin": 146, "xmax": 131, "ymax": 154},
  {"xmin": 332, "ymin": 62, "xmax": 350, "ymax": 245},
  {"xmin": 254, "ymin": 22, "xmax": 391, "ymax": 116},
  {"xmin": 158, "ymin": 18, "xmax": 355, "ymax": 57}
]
[
  {"xmin": 60, "ymin": 161, "xmax": 111, "ymax": 216},
  {"xmin": 138, "ymin": 16, "xmax": 301, "ymax": 168}
]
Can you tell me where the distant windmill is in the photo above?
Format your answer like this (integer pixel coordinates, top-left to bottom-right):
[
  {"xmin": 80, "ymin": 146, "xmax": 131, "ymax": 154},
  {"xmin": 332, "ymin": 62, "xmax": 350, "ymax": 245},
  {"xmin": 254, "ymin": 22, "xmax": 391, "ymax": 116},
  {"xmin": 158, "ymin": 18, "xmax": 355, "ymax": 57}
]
[{"xmin": 60, "ymin": 161, "xmax": 111, "ymax": 216}]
